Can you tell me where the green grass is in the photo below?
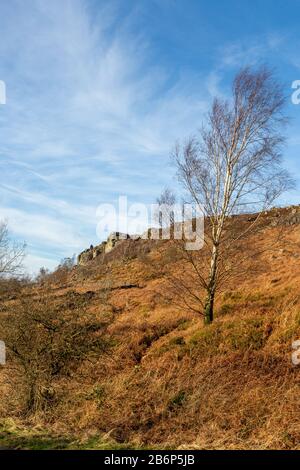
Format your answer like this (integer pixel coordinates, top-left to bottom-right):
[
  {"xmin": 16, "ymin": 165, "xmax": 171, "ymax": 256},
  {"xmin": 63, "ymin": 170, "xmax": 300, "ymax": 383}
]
[
  {"xmin": 188, "ymin": 323, "xmax": 222, "ymax": 355},
  {"xmin": 225, "ymin": 318, "xmax": 265, "ymax": 351},
  {"xmin": 187, "ymin": 316, "xmax": 266, "ymax": 356},
  {"xmin": 0, "ymin": 427, "xmax": 72, "ymax": 450},
  {"xmin": 0, "ymin": 419, "xmax": 137, "ymax": 450}
]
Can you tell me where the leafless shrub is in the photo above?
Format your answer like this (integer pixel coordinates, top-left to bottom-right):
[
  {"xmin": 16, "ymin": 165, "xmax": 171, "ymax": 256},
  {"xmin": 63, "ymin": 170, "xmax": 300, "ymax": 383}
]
[
  {"xmin": 0, "ymin": 290, "xmax": 113, "ymax": 415},
  {"xmin": 43, "ymin": 256, "xmax": 76, "ymax": 287},
  {"xmin": 0, "ymin": 221, "xmax": 25, "ymax": 278}
]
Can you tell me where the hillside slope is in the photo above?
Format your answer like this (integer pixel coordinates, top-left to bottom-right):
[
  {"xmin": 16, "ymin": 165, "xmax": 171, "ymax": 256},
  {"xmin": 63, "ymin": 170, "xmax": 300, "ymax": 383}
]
[{"xmin": 1, "ymin": 207, "xmax": 300, "ymax": 449}]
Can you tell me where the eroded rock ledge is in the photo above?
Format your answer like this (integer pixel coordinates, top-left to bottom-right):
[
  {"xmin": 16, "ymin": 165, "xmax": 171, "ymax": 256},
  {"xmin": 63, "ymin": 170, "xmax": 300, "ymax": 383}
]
[
  {"xmin": 77, "ymin": 232, "xmax": 131, "ymax": 265},
  {"xmin": 77, "ymin": 205, "xmax": 300, "ymax": 266}
]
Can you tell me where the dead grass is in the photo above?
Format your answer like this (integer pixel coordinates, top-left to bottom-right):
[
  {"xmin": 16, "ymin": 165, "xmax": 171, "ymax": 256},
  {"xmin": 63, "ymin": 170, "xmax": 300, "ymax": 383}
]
[{"xmin": 0, "ymin": 219, "xmax": 300, "ymax": 449}]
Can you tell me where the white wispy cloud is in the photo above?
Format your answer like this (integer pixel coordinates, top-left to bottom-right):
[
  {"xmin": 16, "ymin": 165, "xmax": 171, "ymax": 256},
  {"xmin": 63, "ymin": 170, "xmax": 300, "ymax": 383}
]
[
  {"xmin": 0, "ymin": 0, "xmax": 213, "ymax": 274},
  {"xmin": 24, "ymin": 254, "xmax": 58, "ymax": 275},
  {"xmin": 0, "ymin": 206, "xmax": 84, "ymax": 248},
  {"xmin": 0, "ymin": 1, "xmax": 298, "ymax": 273}
]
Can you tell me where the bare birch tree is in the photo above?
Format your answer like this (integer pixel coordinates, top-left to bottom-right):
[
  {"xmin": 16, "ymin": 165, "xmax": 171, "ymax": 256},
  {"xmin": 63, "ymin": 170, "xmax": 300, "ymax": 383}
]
[{"xmin": 173, "ymin": 66, "xmax": 293, "ymax": 324}]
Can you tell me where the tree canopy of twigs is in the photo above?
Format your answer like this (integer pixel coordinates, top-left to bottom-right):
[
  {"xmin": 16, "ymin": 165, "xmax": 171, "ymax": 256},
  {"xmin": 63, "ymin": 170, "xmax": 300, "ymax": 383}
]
[{"xmin": 0, "ymin": 221, "xmax": 25, "ymax": 278}]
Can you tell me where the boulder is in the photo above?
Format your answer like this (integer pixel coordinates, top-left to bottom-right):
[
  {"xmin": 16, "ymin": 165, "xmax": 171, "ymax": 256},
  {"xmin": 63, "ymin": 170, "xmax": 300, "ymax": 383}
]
[
  {"xmin": 105, "ymin": 232, "xmax": 130, "ymax": 254},
  {"xmin": 77, "ymin": 232, "xmax": 130, "ymax": 264}
]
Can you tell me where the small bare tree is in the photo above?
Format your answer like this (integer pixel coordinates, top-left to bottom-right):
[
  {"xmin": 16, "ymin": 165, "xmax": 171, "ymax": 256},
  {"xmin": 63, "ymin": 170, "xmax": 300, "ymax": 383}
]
[
  {"xmin": 0, "ymin": 221, "xmax": 25, "ymax": 277},
  {"xmin": 1, "ymin": 290, "xmax": 113, "ymax": 414},
  {"xmin": 156, "ymin": 189, "xmax": 176, "ymax": 224},
  {"xmin": 174, "ymin": 66, "xmax": 293, "ymax": 324}
]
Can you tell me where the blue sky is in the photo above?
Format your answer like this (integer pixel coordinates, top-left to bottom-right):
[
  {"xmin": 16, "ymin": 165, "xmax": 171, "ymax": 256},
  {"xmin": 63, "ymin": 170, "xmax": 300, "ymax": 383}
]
[{"xmin": 0, "ymin": 0, "xmax": 299, "ymax": 274}]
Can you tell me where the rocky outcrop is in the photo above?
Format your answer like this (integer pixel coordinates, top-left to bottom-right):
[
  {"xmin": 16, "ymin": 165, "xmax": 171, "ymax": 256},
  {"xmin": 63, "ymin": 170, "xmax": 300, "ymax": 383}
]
[
  {"xmin": 77, "ymin": 232, "xmax": 130, "ymax": 266},
  {"xmin": 269, "ymin": 205, "xmax": 300, "ymax": 227},
  {"xmin": 77, "ymin": 205, "xmax": 300, "ymax": 266},
  {"xmin": 282, "ymin": 207, "xmax": 300, "ymax": 226}
]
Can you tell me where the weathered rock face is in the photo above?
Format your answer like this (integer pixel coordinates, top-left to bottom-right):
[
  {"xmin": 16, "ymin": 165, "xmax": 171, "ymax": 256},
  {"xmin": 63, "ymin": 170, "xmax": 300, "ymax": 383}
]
[
  {"xmin": 77, "ymin": 205, "xmax": 300, "ymax": 266},
  {"xmin": 269, "ymin": 205, "xmax": 300, "ymax": 227},
  {"xmin": 77, "ymin": 249, "xmax": 94, "ymax": 265},
  {"xmin": 284, "ymin": 207, "xmax": 300, "ymax": 226},
  {"xmin": 105, "ymin": 232, "xmax": 130, "ymax": 254},
  {"xmin": 77, "ymin": 232, "xmax": 130, "ymax": 266}
]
